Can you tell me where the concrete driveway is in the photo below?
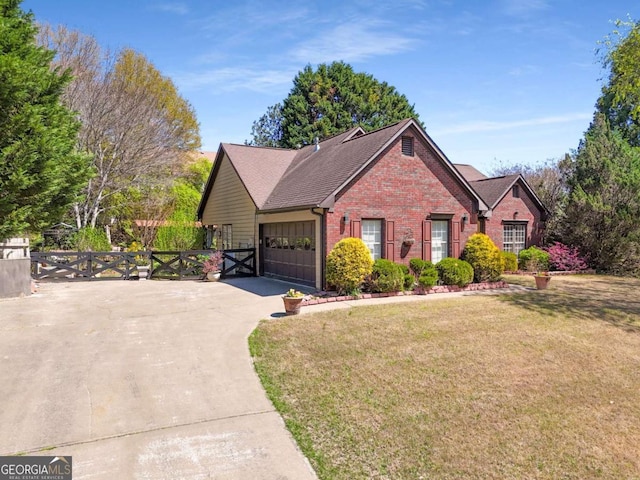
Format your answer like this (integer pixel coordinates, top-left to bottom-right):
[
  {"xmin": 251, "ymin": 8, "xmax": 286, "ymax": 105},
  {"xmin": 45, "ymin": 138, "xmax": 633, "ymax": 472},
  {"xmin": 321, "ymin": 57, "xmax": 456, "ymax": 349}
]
[{"xmin": 0, "ymin": 278, "xmax": 317, "ymax": 479}]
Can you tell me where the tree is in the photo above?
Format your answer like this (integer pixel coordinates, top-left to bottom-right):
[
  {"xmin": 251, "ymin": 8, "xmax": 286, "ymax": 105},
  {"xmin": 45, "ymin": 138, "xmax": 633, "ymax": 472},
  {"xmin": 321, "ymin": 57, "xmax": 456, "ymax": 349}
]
[
  {"xmin": 249, "ymin": 61, "xmax": 422, "ymax": 148},
  {"xmin": 248, "ymin": 103, "xmax": 283, "ymax": 147},
  {"xmin": 596, "ymin": 19, "xmax": 640, "ymax": 146},
  {"xmin": 38, "ymin": 25, "xmax": 201, "ymax": 229},
  {"xmin": 563, "ymin": 114, "xmax": 640, "ymax": 275},
  {"xmin": 0, "ymin": 0, "xmax": 90, "ymax": 238}
]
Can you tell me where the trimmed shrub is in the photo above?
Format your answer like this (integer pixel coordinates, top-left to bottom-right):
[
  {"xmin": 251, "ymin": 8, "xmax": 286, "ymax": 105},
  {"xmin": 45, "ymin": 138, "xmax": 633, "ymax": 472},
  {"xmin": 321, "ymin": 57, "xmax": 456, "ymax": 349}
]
[
  {"xmin": 418, "ymin": 266, "xmax": 439, "ymax": 289},
  {"xmin": 461, "ymin": 233, "xmax": 504, "ymax": 282},
  {"xmin": 501, "ymin": 251, "xmax": 518, "ymax": 272},
  {"xmin": 436, "ymin": 257, "xmax": 474, "ymax": 287},
  {"xmin": 409, "ymin": 258, "xmax": 433, "ymax": 277},
  {"xmin": 409, "ymin": 258, "xmax": 438, "ymax": 289},
  {"xmin": 326, "ymin": 238, "xmax": 374, "ymax": 294},
  {"xmin": 544, "ymin": 242, "xmax": 588, "ymax": 271},
  {"xmin": 371, "ymin": 259, "xmax": 404, "ymax": 293},
  {"xmin": 518, "ymin": 246, "xmax": 550, "ymax": 272},
  {"xmin": 397, "ymin": 263, "xmax": 415, "ymax": 290}
]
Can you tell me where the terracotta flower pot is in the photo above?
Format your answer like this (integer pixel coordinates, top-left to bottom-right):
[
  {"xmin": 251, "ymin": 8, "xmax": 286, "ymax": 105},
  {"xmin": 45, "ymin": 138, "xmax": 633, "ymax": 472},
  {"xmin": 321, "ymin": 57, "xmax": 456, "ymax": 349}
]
[
  {"xmin": 534, "ymin": 275, "xmax": 551, "ymax": 290},
  {"xmin": 283, "ymin": 296, "xmax": 304, "ymax": 315}
]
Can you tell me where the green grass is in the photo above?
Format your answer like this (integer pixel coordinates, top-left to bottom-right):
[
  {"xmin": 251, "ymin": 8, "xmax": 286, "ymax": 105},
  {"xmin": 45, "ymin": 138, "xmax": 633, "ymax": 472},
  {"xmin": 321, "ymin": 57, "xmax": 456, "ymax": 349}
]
[{"xmin": 250, "ymin": 275, "xmax": 640, "ymax": 479}]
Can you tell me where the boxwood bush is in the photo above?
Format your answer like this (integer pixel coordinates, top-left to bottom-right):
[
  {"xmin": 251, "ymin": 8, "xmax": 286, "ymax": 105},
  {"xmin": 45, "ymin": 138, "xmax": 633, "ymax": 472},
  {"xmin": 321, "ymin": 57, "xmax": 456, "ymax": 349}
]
[
  {"xmin": 371, "ymin": 259, "xmax": 404, "ymax": 293},
  {"xmin": 326, "ymin": 237, "xmax": 373, "ymax": 294},
  {"xmin": 397, "ymin": 263, "xmax": 415, "ymax": 290},
  {"xmin": 461, "ymin": 233, "xmax": 504, "ymax": 282},
  {"xmin": 436, "ymin": 257, "xmax": 474, "ymax": 287},
  {"xmin": 409, "ymin": 258, "xmax": 438, "ymax": 289}
]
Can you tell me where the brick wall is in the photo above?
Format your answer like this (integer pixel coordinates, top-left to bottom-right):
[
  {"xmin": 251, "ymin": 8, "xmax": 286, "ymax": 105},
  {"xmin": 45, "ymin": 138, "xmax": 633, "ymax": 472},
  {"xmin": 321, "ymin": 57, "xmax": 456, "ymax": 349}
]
[
  {"xmin": 325, "ymin": 126, "xmax": 479, "ymax": 264},
  {"xmin": 483, "ymin": 180, "xmax": 544, "ymax": 249}
]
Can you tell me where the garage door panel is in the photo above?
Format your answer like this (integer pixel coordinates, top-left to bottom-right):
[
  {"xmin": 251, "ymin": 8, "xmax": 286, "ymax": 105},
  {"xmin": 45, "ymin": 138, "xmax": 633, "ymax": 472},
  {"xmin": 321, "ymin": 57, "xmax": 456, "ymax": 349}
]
[{"xmin": 262, "ymin": 221, "xmax": 316, "ymax": 286}]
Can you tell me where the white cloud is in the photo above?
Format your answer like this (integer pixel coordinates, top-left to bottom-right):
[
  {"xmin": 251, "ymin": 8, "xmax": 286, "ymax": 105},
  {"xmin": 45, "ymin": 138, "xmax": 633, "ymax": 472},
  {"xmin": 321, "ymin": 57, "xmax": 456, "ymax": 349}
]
[
  {"xmin": 152, "ymin": 2, "xmax": 189, "ymax": 15},
  {"xmin": 174, "ymin": 67, "xmax": 296, "ymax": 93},
  {"xmin": 432, "ymin": 113, "xmax": 592, "ymax": 136},
  {"xmin": 291, "ymin": 19, "xmax": 417, "ymax": 64}
]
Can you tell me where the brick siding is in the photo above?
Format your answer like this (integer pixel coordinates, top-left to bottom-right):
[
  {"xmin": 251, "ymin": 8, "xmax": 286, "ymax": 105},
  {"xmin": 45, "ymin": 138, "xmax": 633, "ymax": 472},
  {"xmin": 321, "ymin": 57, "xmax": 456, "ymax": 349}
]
[{"xmin": 325, "ymin": 127, "xmax": 479, "ymax": 265}]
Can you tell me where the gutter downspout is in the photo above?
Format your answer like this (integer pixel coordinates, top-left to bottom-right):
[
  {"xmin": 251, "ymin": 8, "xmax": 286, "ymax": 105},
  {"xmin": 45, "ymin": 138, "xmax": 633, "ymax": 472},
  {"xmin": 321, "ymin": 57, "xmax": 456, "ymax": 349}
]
[{"xmin": 311, "ymin": 208, "xmax": 326, "ymax": 290}]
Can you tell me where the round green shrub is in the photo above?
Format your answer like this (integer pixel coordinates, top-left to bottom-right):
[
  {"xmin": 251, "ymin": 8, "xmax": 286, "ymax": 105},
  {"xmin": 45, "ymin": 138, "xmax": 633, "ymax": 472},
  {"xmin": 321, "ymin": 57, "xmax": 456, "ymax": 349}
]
[
  {"xmin": 326, "ymin": 237, "xmax": 374, "ymax": 294},
  {"xmin": 461, "ymin": 233, "xmax": 504, "ymax": 282},
  {"xmin": 397, "ymin": 263, "xmax": 415, "ymax": 290},
  {"xmin": 371, "ymin": 259, "xmax": 404, "ymax": 293},
  {"xmin": 409, "ymin": 258, "xmax": 434, "ymax": 277},
  {"xmin": 518, "ymin": 246, "xmax": 550, "ymax": 272},
  {"xmin": 501, "ymin": 251, "xmax": 518, "ymax": 272},
  {"xmin": 436, "ymin": 257, "xmax": 474, "ymax": 287},
  {"xmin": 418, "ymin": 266, "xmax": 438, "ymax": 289}
]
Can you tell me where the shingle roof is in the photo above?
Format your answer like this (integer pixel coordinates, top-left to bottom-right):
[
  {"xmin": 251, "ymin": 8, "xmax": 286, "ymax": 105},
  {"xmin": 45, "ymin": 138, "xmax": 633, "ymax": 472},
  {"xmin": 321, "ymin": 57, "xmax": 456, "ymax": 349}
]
[
  {"xmin": 470, "ymin": 174, "xmax": 520, "ymax": 209},
  {"xmin": 198, "ymin": 118, "xmax": 488, "ymax": 218},
  {"xmin": 261, "ymin": 119, "xmax": 413, "ymax": 210},
  {"xmin": 223, "ymin": 144, "xmax": 298, "ymax": 207},
  {"xmin": 454, "ymin": 164, "xmax": 488, "ymax": 182}
]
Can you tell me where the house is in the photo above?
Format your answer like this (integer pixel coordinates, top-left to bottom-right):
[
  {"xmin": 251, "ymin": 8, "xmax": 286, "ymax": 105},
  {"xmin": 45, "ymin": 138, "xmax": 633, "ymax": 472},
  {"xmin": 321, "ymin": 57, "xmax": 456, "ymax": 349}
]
[
  {"xmin": 197, "ymin": 119, "xmax": 546, "ymax": 289},
  {"xmin": 454, "ymin": 165, "xmax": 547, "ymax": 255}
]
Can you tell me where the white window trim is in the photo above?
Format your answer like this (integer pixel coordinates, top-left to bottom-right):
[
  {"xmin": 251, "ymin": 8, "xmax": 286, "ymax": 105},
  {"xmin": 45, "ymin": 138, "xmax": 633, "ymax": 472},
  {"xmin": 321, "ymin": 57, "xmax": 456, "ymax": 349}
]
[{"xmin": 362, "ymin": 219, "xmax": 383, "ymax": 261}]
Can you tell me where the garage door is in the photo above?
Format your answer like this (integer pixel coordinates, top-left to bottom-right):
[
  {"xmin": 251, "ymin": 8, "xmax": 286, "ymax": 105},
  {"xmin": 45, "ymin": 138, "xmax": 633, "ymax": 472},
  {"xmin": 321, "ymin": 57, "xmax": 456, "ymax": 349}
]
[{"xmin": 261, "ymin": 221, "xmax": 315, "ymax": 286}]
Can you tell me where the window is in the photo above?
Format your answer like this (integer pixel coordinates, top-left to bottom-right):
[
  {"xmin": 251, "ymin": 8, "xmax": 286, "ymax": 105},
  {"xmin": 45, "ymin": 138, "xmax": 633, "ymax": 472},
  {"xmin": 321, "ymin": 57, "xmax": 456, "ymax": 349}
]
[
  {"xmin": 362, "ymin": 219, "xmax": 382, "ymax": 260},
  {"xmin": 221, "ymin": 224, "xmax": 233, "ymax": 249},
  {"xmin": 401, "ymin": 136, "xmax": 414, "ymax": 156},
  {"xmin": 513, "ymin": 185, "xmax": 520, "ymax": 198},
  {"xmin": 431, "ymin": 220, "xmax": 449, "ymax": 264},
  {"xmin": 503, "ymin": 224, "xmax": 526, "ymax": 255}
]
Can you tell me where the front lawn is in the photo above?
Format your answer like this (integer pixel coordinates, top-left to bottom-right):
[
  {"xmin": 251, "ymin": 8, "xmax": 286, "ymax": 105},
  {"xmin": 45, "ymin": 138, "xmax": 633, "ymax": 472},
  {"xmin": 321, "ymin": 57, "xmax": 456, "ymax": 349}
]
[{"xmin": 249, "ymin": 275, "xmax": 640, "ymax": 479}]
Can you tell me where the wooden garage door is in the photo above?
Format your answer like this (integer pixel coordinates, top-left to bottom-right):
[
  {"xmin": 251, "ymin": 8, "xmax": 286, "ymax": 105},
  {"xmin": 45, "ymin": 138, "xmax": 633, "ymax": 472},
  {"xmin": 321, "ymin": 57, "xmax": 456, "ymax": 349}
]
[{"xmin": 262, "ymin": 221, "xmax": 315, "ymax": 286}]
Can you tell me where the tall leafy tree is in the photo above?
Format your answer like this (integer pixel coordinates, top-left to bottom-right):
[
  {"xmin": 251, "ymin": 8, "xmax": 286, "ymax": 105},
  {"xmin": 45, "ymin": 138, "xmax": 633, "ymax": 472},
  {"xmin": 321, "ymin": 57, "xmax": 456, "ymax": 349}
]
[
  {"xmin": 250, "ymin": 61, "xmax": 422, "ymax": 148},
  {"xmin": 563, "ymin": 114, "xmax": 640, "ymax": 275},
  {"xmin": 38, "ymin": 25, "xmax": 201, "ymax": 229},
  {"xmin": 0, "ymin": 0, "xmax": 90, "ymax": 238},
  {"xmin": 597, "ymin": 19, "xmax": 640, "ymax": 146}
]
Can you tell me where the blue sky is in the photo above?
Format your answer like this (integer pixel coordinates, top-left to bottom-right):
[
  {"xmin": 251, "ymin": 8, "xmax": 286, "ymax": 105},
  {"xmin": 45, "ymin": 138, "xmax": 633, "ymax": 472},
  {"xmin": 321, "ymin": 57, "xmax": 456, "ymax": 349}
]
[{"xmin": 22, "ymin": 0, "xmax": 638, "ymax": 173}]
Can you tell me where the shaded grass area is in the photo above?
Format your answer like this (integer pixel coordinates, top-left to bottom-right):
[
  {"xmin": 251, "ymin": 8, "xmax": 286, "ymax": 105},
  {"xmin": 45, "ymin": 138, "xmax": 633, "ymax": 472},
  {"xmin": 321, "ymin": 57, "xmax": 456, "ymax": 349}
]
[{"xmin": 250, "ymin": 275, "xmax": 640, "ymax": 479}]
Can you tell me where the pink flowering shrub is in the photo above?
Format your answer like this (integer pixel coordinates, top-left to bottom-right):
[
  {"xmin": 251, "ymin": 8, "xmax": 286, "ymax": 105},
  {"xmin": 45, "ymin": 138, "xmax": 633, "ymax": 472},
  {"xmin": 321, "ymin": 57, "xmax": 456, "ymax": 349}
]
[{"xmin": 544, "ymin": 242, "xmax": 588, "ymax": 271}]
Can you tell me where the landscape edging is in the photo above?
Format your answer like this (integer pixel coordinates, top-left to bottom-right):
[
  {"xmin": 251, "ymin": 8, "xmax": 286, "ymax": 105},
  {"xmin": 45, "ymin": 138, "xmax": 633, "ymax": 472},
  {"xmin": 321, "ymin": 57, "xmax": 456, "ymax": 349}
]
[{"xmin": 301, "ymin": 281, "xmax": 509, "ymax": 306}]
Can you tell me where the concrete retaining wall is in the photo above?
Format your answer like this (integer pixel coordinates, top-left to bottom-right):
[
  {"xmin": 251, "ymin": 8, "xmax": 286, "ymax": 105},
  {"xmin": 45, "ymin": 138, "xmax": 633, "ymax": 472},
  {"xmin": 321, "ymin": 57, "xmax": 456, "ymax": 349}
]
[{"xmin": 0, "ymin": 258, "xmax": 31, "ymax": 298}]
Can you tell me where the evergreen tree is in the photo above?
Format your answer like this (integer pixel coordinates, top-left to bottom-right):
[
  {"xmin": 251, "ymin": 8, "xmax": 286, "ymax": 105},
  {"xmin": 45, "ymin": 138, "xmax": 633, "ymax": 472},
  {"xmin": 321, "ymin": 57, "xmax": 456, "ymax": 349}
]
[
  {"xmin": 563, "ymin": 114, "xmax": 640, "ymax": 275},
  {"xmin": 250, "ymin": 61, "xmax": 422, "ymax": 148},
  {"xmin": 0, "ymin": 0, "xmax": 90, "ymax": 238}
]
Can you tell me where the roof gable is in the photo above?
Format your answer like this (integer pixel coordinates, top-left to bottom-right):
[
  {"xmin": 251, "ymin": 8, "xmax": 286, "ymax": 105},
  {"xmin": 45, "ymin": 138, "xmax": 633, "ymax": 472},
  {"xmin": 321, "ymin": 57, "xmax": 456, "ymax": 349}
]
[
  {"xmin": 261, "ymin": 121, "xmax": 414, "ymax": 210},
  {"xmin": 470, "ymin": 174, "xmax": 547, "ymax": 213},
  {"xmin": 198, "ymin": 119, "xmax": 490, "ymax": 217}
]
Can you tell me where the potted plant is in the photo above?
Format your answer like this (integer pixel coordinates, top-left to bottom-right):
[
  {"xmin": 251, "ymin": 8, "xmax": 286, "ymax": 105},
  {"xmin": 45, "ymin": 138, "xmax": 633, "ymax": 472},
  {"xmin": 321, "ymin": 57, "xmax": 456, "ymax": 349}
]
[
  {"xmin": 283, "ymin": 288, "xmax": 305, "ymax": 315},
  {"xmin": 202, "ymin": 251, "xmax": 224, "ymax": 281},
  {"xmin": 526, "ymin": 257, "xmax": 551, "ymax": 290}
]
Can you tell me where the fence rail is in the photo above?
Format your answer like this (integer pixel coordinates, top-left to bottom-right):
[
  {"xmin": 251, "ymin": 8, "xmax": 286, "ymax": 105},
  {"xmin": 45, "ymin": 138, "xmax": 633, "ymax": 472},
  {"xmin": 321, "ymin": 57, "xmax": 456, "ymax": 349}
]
[{"xmin": 30, "ymin": 248, "xmax": 256, "ymax": 281}]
